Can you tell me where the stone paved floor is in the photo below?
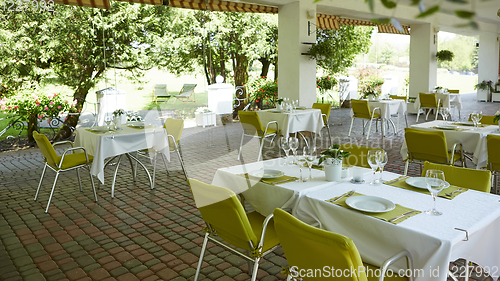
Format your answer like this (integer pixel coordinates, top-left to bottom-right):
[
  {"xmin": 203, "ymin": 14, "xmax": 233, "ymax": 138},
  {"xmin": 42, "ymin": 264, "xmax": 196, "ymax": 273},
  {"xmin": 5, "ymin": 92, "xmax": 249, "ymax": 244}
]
[{"xmin": 1, "ymin": 93, "xmax": 499, "ymax": 281}]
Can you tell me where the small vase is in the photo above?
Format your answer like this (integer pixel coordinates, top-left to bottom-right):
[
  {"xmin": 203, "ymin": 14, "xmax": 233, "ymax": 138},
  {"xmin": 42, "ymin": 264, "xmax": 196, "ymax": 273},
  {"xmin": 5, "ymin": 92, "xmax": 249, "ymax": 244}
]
[
  {"xmin": 113, "ymin": 116, "xmax": 122, "ymax": 130},
  {"xmin": 369, "ymin": 96, "xmax": 375, "ymax": 101},
  {"xmin": 324, "ymin": 160, "xmax": 342, "ymax": 182}
]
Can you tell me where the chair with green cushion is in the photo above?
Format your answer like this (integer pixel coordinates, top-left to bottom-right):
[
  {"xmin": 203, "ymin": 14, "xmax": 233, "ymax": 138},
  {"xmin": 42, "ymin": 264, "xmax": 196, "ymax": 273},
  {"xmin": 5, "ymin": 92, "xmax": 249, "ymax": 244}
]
[
  {"xmin": 421, "ymin": 161, "xmax": 491, "ymax": 193},
  {"xmin": 468, "ymin": 114, "xmax": 496, "ymax": 125},
  {"xmin": 340, "ymin": 144, "xmax": 383, "ymax": 169},
  {"xmin": 33, "ymin": 131, "xmax": 97, "ymax": 213},
  {"xmin": 273, "ymin": 208, "xmax": 413, "ymax": 281},
  {"xmin": 416, "ymin": 93, "xmax": 441, "ymax": 122},
  {"xmin": 188, "ymin": 179, "xmax": 280, "ymax": 281},
  {"xmin": 486, "ymin": 135, "xmax": 500, "ymax": 194},
  {"xmin": 404, "ymin": 128, "xmax": 464, "ymax": 176},
  {"xmin": 388, "ymin": 95, "xmax": 409, "ymax": 127},
  {"xmin": 312, "ymin": 103, "xmax": 332, "ymax": 145},
  {"xmin": 349, "ymin": 99, "xmax": 382, "ymax": 139},
  {"xmin": 238, "ymin": 111, "xmax": 278, "ymax": 161},
  {"xmin": 152, "ymin": 84, "xmax": 170, "ymax": 104}
]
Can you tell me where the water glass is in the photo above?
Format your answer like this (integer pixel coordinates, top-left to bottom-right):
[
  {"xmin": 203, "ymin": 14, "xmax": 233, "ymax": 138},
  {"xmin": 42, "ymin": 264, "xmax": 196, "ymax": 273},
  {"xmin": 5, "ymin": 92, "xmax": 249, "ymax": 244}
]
[
  {"xmin": 367, "ymin": 150, "xmax": 381, "ymax": 185},
  {"xmin": 425, "ymin": 170, "xmax": 446, "ymax": 216},
  {"xmin": 289, "ymin": 137, "xmax": 299, "ymax": 164},
  {"xmin": 377, "ymin": 150, "xmax": 388, "ymax": 182},
  {"xmin": 296, "ymin": 153, "xmax": 307, "ymax": 182},
  {"xmin": 304, "ymin": 146, "xmax": 317, "ymax": 181},
  {"xmin": 104, "ymin": 116, "xmax": 112, "ymax": 131},
  {"xmin": 440, "ymin": 108, "xmax": 450, "ymax": 122},
  {"xmin": 280, "ymin": 137, "xmax": 290, "ymax": 165}
]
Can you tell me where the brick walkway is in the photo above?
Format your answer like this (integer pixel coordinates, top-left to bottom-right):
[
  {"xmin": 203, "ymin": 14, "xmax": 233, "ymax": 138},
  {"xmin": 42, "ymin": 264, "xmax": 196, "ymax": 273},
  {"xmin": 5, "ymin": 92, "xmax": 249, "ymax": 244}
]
[{"xmin": 0, "ymin": 93, "xmax": 498, "ymax": 281}]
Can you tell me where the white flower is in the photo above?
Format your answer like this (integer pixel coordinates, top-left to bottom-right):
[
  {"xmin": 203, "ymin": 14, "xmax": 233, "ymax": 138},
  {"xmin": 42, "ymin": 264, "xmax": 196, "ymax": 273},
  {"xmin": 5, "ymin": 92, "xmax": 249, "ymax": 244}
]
[{"xmin": 495, "ymin": 109, "xmax": 500, "ymax": 116}]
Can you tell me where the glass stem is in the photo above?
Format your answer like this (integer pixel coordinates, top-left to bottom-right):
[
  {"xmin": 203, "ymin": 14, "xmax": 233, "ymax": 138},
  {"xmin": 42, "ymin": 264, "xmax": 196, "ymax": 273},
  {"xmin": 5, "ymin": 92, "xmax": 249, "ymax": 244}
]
[
  {"xmin": 432, "ymin": 194, "xmax": 437, "ymax": 212},
  {"xmin": 299, "ymin": 167, "xmax": 303, "ymax": 182}
]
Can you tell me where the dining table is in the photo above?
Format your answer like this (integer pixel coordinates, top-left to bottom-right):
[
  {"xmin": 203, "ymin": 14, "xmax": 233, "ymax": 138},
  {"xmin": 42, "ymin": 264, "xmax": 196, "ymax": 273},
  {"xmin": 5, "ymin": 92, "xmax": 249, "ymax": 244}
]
[
  {"xmin": 415, "ymin": 92, "xmax": 462, "ymax": 119},
  {"xmin": 212, "ymin": 159, "xmax": 500, "ymax": 281},
  {"xmin": 256, "ymin": 108, "xmax": 324, "ymax": 137},
  {"xmin": 367, "ymin": 99, "xmax": 407, "ymax": 132},
  {"xmin": 74, "ymin": 122, "xmax": 170, "ymax": 197},
  {"xmin": 400, "ymin": 120, "xmax": 499, "ymax": 168}
]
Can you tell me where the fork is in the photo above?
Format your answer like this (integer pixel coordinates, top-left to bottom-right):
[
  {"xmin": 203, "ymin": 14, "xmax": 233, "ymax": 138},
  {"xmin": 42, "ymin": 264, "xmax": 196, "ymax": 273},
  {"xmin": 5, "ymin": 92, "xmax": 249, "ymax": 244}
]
[
  {"xmin": 332, "ymin": 190, "xmax": 355, "ymax": 202},
  {"xmin": 445, "ymin": 188, "xmax": 463, "ymax": 197},
  {"xmin": 388, "ymin": 210, "xmax": 419, "ymax": 222}
]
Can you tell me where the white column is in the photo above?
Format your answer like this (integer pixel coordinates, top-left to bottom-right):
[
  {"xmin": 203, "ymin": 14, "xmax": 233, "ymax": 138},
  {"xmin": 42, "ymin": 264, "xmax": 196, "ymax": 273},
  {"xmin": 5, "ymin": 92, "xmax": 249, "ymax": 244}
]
[
  {"xmin": 478, "ymin": 31, "xmax": 499, "ymax": 101},
  {"xmin": 409, "ymin": 23, "xmax": 437, "ymax": 98},
  {"xmin": 278, "ymin": 0, "xmax": 316, "ymax": 107}
]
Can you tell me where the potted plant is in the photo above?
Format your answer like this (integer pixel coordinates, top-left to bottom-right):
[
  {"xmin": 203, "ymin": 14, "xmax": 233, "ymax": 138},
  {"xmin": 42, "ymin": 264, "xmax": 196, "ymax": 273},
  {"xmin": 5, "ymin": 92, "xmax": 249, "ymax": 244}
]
[
  {"xmin": 436, "ymin": 50, "xmax": 454, "ymax": 62},
  {"xmin": 362, "ymin": 89, "xmax": 380, "ymax": 101},
  {"xmin": 319, "ymin": 144, "xmax": 351, "ymax": 182},
  {"xmin": 195, "ymin": 107, "xmax": 216, "ymax": 128},
  {"xmin": 474, "ymin": 80, "xmax": 494, "ymax": 102}
]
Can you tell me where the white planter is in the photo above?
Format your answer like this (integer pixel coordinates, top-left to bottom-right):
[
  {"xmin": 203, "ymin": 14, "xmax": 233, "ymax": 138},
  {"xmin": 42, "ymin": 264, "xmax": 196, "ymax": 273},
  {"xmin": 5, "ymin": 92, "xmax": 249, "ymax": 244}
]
[
  {"xmin": 477, "ymin": 89, "xmax": 488, "ymax": 102},
  {"xmin": 324, "ymin": 160, "xmax": 342, "ymax": 182},
  {"xmin": 406, "ymin": 102, "xmax": 419, "ymax": 114},
  {"xmin": 195, "ymin": 112, "xmax": 216, "ymax": 128}
]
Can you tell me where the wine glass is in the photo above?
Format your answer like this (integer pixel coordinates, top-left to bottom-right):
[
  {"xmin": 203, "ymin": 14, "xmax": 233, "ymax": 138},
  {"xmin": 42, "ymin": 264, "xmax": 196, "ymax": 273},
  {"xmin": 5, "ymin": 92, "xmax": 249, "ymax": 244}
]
[
  {"xmin": 367, "ymin": 150, "xmax": 381, "ymax": 185},
  {"xmin": 477, "ymin": 111, "xmax": 483, "ymax": 129},
  {"xmin": 440, "ymin": 108, "xmax": 450, "ymax": 122},
  {"xmin": 377, "ymin": 150, "xmax": 388, "ymax": 182},
  {"xmin": 471, "ymin": 111, "xmax": 482, "ymax": 130},
  {"xmin": 280, "ymin": 136, "xmax": 290, "ymax": 165},
  {"xmin": 289, "ymin": 137, "xmax": 299, "ymax": 164},
  {"xmin": 104, "ymin": 116, "xmax": 112, "ymax": 131},
  {"xmin": 425, "ymin": 170, "xmax": 446, "ymax": 216},
  {"xmin": 304, "ymin": 146, "xmax": 317, "ymax": 181},
  {"xmin": 296, "ymin": 151, "xmax": 307, "ymax": 182}
]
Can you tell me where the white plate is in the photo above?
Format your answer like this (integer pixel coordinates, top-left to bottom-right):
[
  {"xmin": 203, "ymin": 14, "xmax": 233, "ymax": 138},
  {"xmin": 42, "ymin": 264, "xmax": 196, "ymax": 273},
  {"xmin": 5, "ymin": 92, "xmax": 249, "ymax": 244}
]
[
  {"xmin": 249, "ymin": 169, "xmax": 284, "ymax": 179},
  {"xmin": 345, "ymin": 196, "xmax": 395, "ymax": 213},
  {"xmin": 294, "ymin": 106, "xmax": 306, "ymax": 109},
  {"xmin": 405, "ymin": 177, "xmax": 450, "ymax": 190},
  {"xmin": 128, "ymin": 122, "xmax": 145, "ymax": 128},
  {"xmin": 436, "ymin": 125, "xmax": 458, "ymax": 130},
  {"xmin": 458, "ymin": 121, "xmax": 474, "ymax": 126},
  {"xmin": 88, "ymin": 126, "xmax": 109, "ymax": 132}
]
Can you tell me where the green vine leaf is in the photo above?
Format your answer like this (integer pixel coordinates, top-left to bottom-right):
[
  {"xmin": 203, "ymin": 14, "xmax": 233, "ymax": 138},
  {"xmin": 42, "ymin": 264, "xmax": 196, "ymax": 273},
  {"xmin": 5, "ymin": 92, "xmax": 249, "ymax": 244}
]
[
  {"xmin": 365, "ymin": 0, "xmax": 375, "ymax": 12},
  {"xmin": 417, "ymin": 5, "xmax": 439, "ymax": 18},
  {"xmin": 455, "ymin": 10, "xmax": 475, "ymax": 19},
  {"xmin": 371, "ymin": 17, "xmax": 391, "ymax": 24},
  {"xmin": 446, "ymin": 0, "xmax": 468, "ymax": 4},
  {"xmin": 410, "ymin": 0, "xmax": 420, "ymax": 5},
  {"xmin": 381, "ymin": 0, "xmax": 397, "ymax": 9}
]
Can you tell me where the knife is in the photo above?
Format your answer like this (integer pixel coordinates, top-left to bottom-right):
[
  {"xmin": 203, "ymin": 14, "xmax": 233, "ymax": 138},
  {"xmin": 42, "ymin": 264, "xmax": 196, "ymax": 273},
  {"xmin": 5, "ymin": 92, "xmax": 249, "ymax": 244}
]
[
  {"xmin": 265, "ymin": 178, "xmax": 297, "ymax": 185},
  {"xmin": 388, "ymin": 210, "xmax": 419, "ymax": 222}
]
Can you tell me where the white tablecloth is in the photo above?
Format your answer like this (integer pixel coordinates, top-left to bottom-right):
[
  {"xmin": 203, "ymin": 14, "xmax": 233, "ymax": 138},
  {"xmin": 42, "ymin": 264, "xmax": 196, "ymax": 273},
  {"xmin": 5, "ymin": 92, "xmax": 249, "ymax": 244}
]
[
  {"xmin": 257, "ymin": 109, "xmax": 324, "ymax": 136},
  {"xmin": 294, "ymin": 172, "xmax": 500, "ymax": 281},
  {"xmin": 415, "ymin": 93, "xmax": 462, "ymax": 111},
  {"xmin": 368, "ymin": 99, "xmax": 407, "ymax": 120},
  {"xmin": 211, "ymin": 158, "xmax": 334, "ymax": 216},
  {"xmin": 400, "ymin": 120, "xmax": 498, "ymax": 168},
  {"xmin": 74, "ymin": 125, "xmax": 170, "ymax": 184}
]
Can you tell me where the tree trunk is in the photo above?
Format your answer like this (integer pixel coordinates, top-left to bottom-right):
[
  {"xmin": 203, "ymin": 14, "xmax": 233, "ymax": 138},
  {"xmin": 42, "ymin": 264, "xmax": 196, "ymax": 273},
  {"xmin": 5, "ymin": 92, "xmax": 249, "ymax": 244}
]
[
  {"xmin": 259, "ymin": 58, "xmax": 271, "ymax": 77},
  {"xmin": 274, "ymin": 60, "xmax": 278, "ymax": 81},
  {"xmin": 202, "ymin": 37, "xmax": 211, "ymax": 85},
  {"xmin": 234, "ymin": 54, "xmax": 248, "ymax": 87},
  {"xmin": 54, "ymin": 87, "xmax": 89, "ymax": 141},
  {"xmin": 220, "ymin": 46, "xmax": 226, "ymax": 82},
  {"xmin": 27, "ymin": 115, "xmax": 38, "ymax": 143}
]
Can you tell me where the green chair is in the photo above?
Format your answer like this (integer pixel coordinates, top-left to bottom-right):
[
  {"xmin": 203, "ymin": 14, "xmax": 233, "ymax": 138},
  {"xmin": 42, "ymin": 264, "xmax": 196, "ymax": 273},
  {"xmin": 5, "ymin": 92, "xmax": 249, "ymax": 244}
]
[
  {"xmin": 273, "ymin": 208, "xmax": 413, "ymax": 281},
  {"xmin": 348, "ymin": 99, "xmax": 382, "ymax": 139},
  {"xmin": 487, "ymin": 135, "xmax": 500, "ymax": 194},
  {"xmin": 388, "ymin": 95, "xmax": 409, "ymax": 127},
  {"xmin": 404, "ymin": 128, "xmax": 464, "ymax": 175},
  {"xmin": 421, "ymin": 161, "xmax": 491, "ymax": 193},
  {"xmin": 152, "ymin": 84, "xmax": 170, "ymax": 104},
  {"xmin": 468, "ymin": 114, "xmax": 496, "ymax": 125},
  {"xmin": 188, "ymin": 179, "xmax": 280, "ymax": 281},
  {"xmin": 33, "ymin": 131, "xmax": 97, "ymax": 213},
  {"xmin": 416, "ymin": 93, "xmax": 441, "ymax": 122},
  {"xmin": 238, "ymin": 111, "xmax": 278, "ymax": 161},
  {"xmin": 312, "ymin": 103, "xmax": 332, "ymax": 145},
  {"xmin": 340, "ymin": 144, "xmax": 383, "ymax": 169},
  {"xmin": 173, "ymin": 84, "xmax": 197, "ymax": 104}
]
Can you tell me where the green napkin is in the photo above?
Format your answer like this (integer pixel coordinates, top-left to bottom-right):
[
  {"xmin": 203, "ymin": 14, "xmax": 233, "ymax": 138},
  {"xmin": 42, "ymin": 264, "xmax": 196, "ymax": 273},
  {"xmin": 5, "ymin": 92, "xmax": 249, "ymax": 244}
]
[
  {"xmin": 238, "ymin": 173, "xmax": 298, "ymax": 185},
  {"xmin": 431, "ymin": 127, "xmax": 468, "ymax": 131},
  {"xmin": 326, "ymin": 192, "xmax": 421, "ymax": 225},
  {"xmin": 86, "ymin": 128, "xmax": 110, "ymax": 134},
  {"xmin": 386, "ymin": 176, "xmax": 467, "ymax": 199},
  {"xmin": 452, "ymin": 122, "xmax": 488, "ymax": 127}
]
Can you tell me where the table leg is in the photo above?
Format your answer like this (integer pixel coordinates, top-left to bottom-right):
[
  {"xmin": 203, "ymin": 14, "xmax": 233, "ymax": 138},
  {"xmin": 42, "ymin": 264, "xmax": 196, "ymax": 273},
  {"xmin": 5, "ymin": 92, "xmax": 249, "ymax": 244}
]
[
  {"xmin": 126, "ymin": 153, "xmax": 153, "ymax": 190},
  {"xmin": 125, "ymin": 153, "xmax": 136, "ymax": 182},
  {"xmin": 111, "ymin": 155, "xmax": 122, "ymax": 198}
]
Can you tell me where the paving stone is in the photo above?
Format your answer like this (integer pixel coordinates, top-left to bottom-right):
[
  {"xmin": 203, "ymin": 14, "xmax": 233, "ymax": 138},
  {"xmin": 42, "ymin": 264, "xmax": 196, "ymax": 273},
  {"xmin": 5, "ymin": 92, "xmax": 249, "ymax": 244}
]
[{"xmin": 109, "ymin": 266, "xmax": 129, "ymax": 278}]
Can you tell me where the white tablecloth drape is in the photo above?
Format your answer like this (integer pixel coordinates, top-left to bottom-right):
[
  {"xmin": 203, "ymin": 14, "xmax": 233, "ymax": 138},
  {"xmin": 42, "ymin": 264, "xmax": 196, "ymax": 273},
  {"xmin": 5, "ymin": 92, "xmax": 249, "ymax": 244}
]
[
  {"xmin": 399, "ymin": 120, "xmax": 498, "ymax": 168},
  {"xmin": 367, "ymin": 99, "xmax": 407, "ymax": 120},
  {"xmin": 294, "ymin": 173, "xmax": 500, "ymax": 281},
  {"xmin": 74, "ymin": 125, "xmax": 170, "ymax": 184},
  {"xmin": 211, "ymin": 158, "xmax": 334, "ymax": 216},
  {"xmin": 257, "ymin": 109, "xmax": 324, "ymax": 136}
]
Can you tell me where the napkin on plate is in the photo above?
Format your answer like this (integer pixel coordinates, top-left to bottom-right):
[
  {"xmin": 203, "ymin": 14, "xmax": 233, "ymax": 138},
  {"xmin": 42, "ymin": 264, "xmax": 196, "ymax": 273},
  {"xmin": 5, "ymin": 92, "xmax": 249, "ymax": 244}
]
[
  {"xmin": 386, "ymin": 176, "xmax": 467, "ymax": 199},
  {"xmin": 238, "ymin": 173, "xmax": 298, "ymax": 185},
  {"xmin": 326, "ymin": 191, "xmax": 421, "ymax": 225}
]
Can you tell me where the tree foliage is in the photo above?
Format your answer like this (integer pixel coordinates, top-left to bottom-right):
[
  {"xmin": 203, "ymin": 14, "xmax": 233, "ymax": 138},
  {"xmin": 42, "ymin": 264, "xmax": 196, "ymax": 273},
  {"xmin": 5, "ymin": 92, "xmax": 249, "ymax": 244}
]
[
  {"xmin": 309, "ymin": 26, "xmax": 373, "ymax": 76},
  {"xmin": 438, "ymin": 35, "xmax": 477, "ymax": 72}
]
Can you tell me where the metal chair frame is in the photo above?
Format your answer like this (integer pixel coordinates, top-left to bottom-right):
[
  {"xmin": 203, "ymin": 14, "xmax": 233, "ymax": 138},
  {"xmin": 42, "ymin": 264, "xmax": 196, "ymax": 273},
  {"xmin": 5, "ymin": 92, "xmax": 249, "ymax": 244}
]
[
  {"xmin": 34, "ymin": 141, "xmax": 97, "ymax": 213},
  {"xmin": 348, "ymin": 104, "xmax": 382, "ymax": 139},
  {"xmin": 404, "ymin": 141, "xmax": 464, "ymax": 175},
  {"xmin": 238, "ymin": 119, "xmax": 278, "ymax": 162}
]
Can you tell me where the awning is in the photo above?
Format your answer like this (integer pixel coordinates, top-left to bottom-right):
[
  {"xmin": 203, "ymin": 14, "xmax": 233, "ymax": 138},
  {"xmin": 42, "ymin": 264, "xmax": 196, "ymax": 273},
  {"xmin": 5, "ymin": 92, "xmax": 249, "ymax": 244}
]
[
  {"xmin": 316, "ymin": 13, "xmax": 410, "ymax": 35},
  {"xmin": 55, "ymin": 0, "xmax": 111, "ymax": 9},
  {"xmin": 168, "ymin": 0, "xmax": 277, "ymax": 13},
  {"xmin": 115, "ymin": 0, "xmax": 164, "ymax": 5}
]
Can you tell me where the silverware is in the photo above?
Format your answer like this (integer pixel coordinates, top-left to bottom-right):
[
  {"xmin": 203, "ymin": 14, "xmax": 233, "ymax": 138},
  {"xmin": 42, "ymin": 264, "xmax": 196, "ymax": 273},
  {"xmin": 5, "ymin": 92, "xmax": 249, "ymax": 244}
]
[
  {"xmin": 332, "ymin": 190, "xmax": 355, "ymax": 202},
  {"xmin": 445, "ymin": 188, "xmax": 463, "ymax": 197},
  {"xmin": 389, "ymin": 210, "xmax": 419, "ymax": 222},
  {"xmin": 267, "ymin": 178, "xmax": 297, "ymax": 185},
  {"xmin": 384, "ymin": 175, "xmax": 408, "ymax": 185}
]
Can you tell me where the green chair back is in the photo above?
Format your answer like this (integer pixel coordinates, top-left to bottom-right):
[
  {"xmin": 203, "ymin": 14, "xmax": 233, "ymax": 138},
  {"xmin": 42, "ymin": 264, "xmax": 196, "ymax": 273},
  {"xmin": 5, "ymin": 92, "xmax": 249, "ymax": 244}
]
[
  {"xmin": 447, "ymin": 89, "xmax": 459, "ymax": 94},
  {"xmin": 33, "ymin": 131, "xmax": 60, "ymax": 168},
  {"xmin": 340, "ymin": 144, "xmax": 383, "ymax": 169},
  {"xmin": 487, "ymin": 135, "xmax": 500, "ymax": 171},
  {"xmin": 389, "ymin": 95, "xmax": 408, "ymax": 102},
  {"xmin": 239, "ymin": 111, "xmax": 266, "ymax": 137},
  {"xmin": 164, "ymin": 118, "xmax": 184, "ymax": 147},
  {"xmin": 178, "ymin": 84, "xmax": 197, "ymax": 97},
  {"xmin": 421, "ymin": 161, "xmax": 491, "ymax": 193},
  {"xmin": 405, "ymin": 128, "xmax": 450, "ymax": 164},
  {"xmin": 351, "ymin": 100, "xmax": 373, "ymax": 119},
  {"xmin": 273, "ymin": 208, "xmax": 368, "ymax": 281},
  {"xmin": 187, "ymin": 179, "xmax": 259, "ymax": 251},
  {"xmin": 312, "ymin": 103, "xmax": 331, "ymax": 123},
  {"xmin": 419, "ymin": 93, "xmax": 438, "ymax": 108},
  {"xmin": 154, "ymin": 84, "xmax": 169, "ymax": 96},
  {"xmin": 468, "ymin": 114, "xmax": 496, "ymax": 125}
]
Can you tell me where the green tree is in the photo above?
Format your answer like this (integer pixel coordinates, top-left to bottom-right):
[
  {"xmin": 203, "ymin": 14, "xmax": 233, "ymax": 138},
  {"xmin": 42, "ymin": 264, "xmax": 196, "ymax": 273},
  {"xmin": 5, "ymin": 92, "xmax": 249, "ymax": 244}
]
[
  {"xmin": 438, "ymin": 35, "xmax": 476, "ymax": 72},
  {"xmin": 0, "ymin": 3, "xmax": 176, "ymax": 141},
  {"xmin": 380, "ymin": 43, "xmax": 395, "ymax": 65},
  {"xmin": 309, "ymin": 26, "xmax": 373, "ymax": 75}
]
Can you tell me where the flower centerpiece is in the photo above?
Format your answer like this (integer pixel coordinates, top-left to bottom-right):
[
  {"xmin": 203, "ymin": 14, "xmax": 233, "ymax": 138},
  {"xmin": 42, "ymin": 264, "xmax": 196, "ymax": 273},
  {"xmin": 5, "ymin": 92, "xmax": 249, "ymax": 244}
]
[
  {"xmin": 112, "ymin": 109, "xmax": 125, "ymax": 129},
  {"xmin": 319, "ymin": 144, "xmax": 351, "ymax": 182},
  {"xmin": 247, "ymin": 76, "xmax": 278, "ymax": 110}
]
